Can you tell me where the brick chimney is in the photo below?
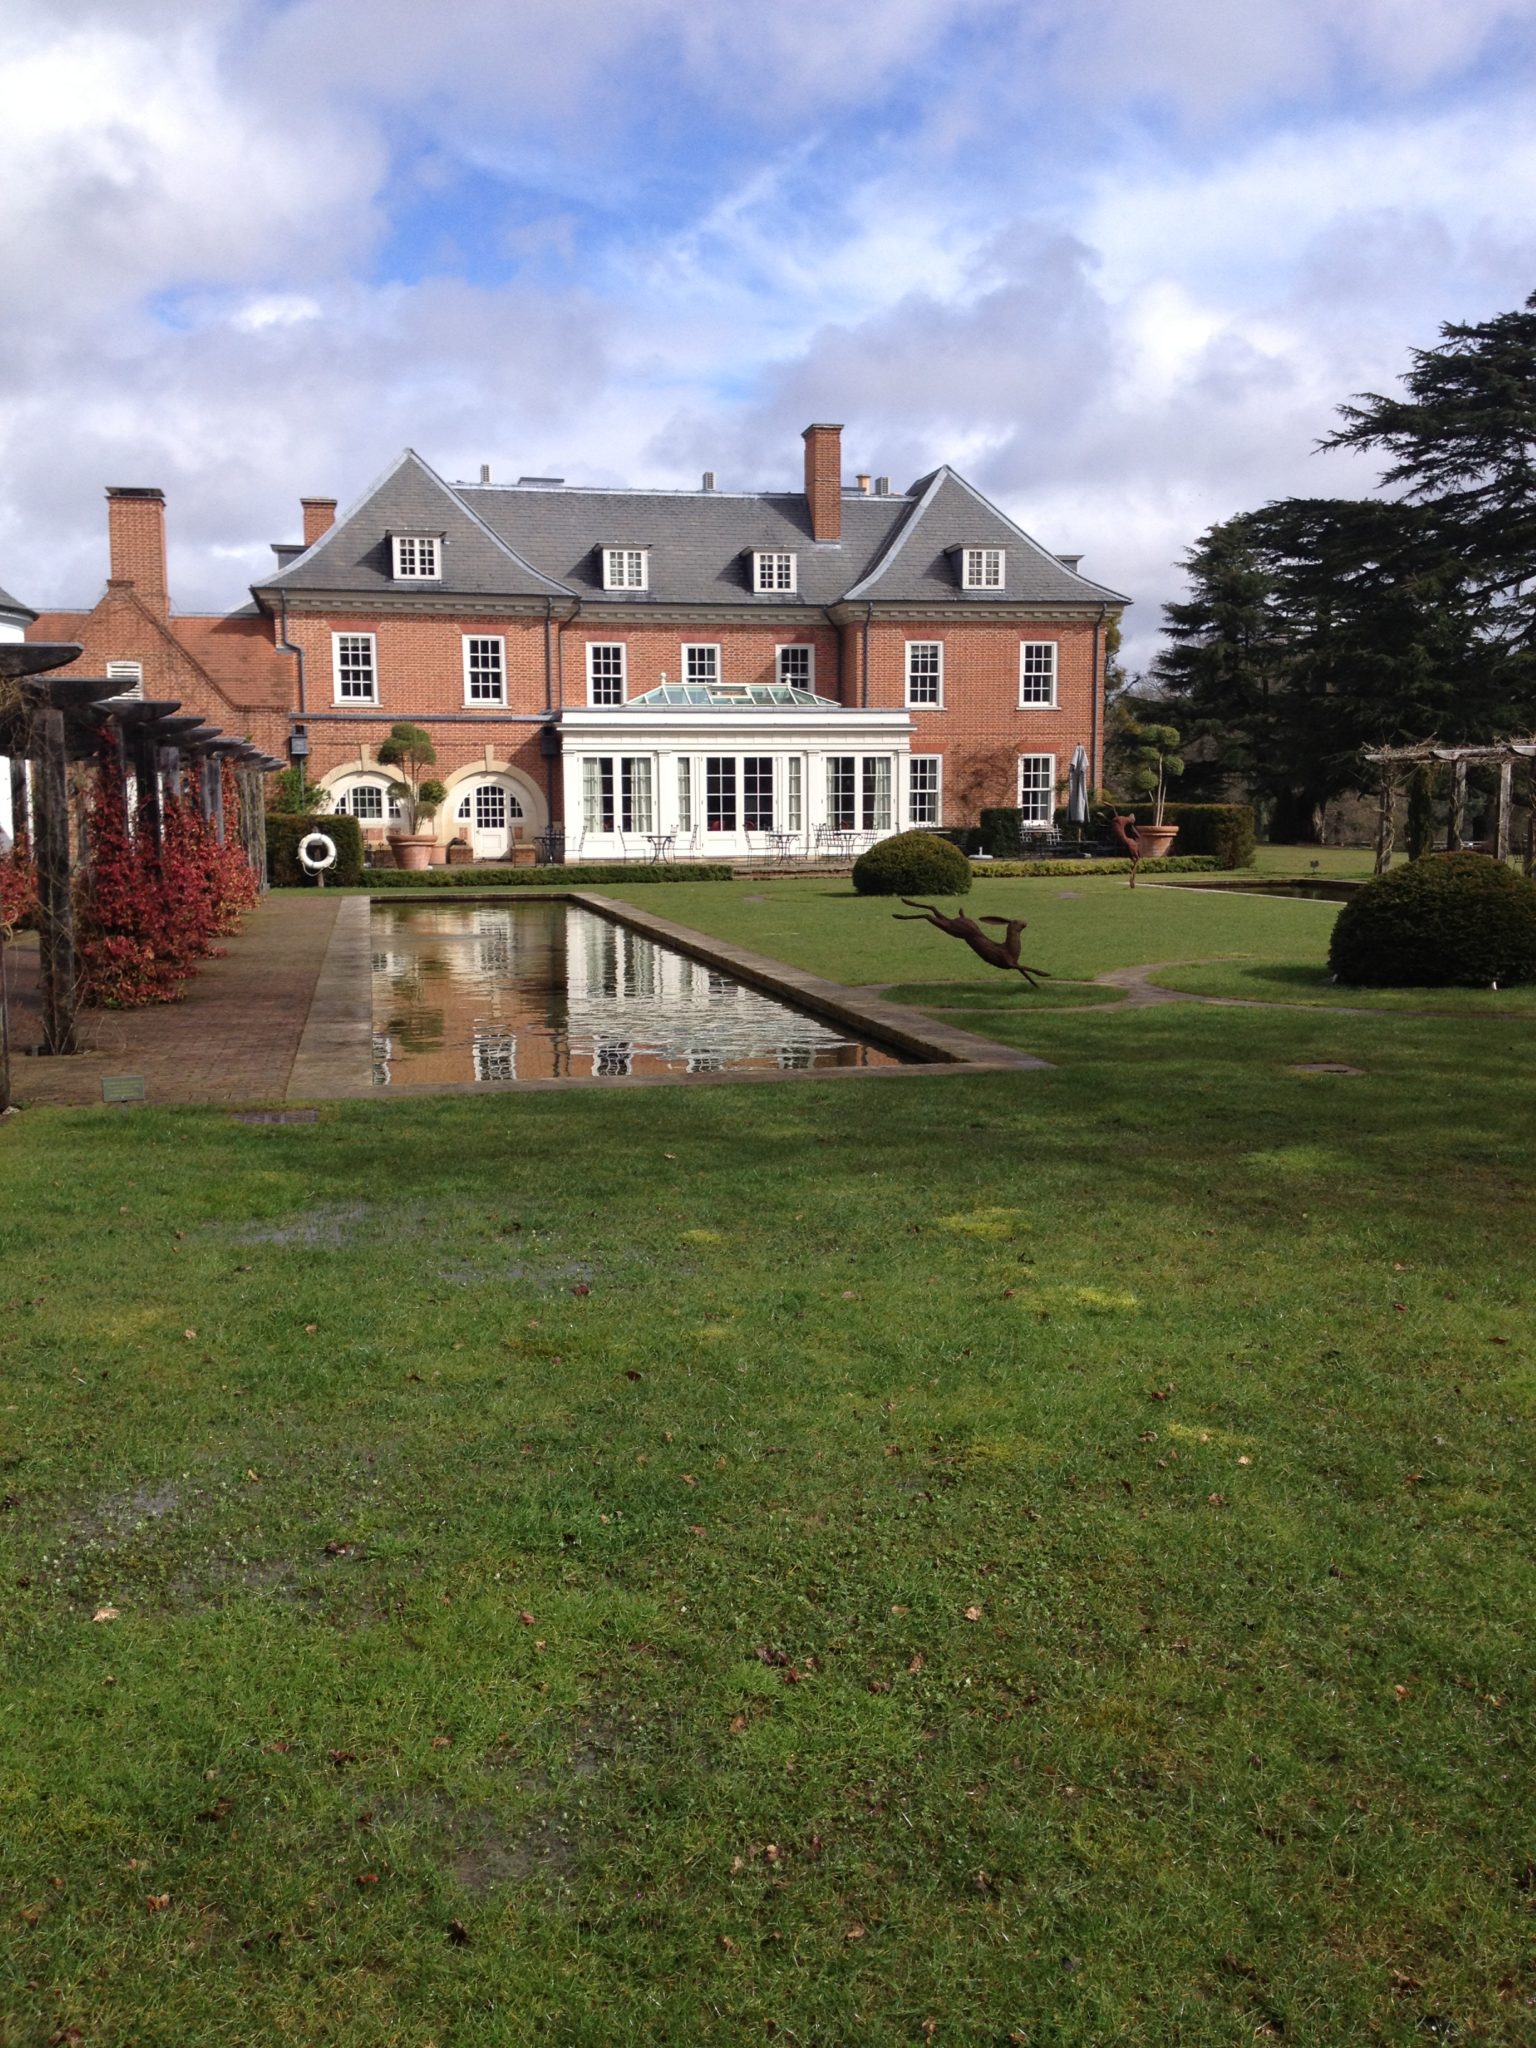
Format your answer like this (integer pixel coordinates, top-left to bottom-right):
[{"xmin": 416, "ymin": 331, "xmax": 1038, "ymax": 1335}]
[
  {"xmin": 106, "ymin": 487, "xmax": 169, "ymax": 617},
  {"xmin": 302, "ymin": 497, "xmax": 338, "ymax": 547},
  {"xmin": 802, "ymin": 423, "xmax": 843, "ymax": 542}
]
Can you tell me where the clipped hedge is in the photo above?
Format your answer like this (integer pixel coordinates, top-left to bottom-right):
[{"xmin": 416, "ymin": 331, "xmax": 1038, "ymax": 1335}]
[
  {"xmin": 1126, "ymin": 802, "xmax": 1255, "ymax": 868},
  {"xmin": 266, "ymin": 812, "xmax": 365, "ymax": 887},
  {"xmin": 1328, "ymin": 853, "xmax": 1536, "ymax": 987},
  {"xmin": 852, "ymin": 830, "xmax": 973, "ymax": 897},
  {"xmin": 978, "ymin": 807, "xmax": 1028, "ymax": 857},
  {"xmin": 360, "ymin": 862, "xmax": 734, "ymax": 891},
  {"xmin": 975, "ymin": 855, "xmax": 1220, "ymax": 879}
]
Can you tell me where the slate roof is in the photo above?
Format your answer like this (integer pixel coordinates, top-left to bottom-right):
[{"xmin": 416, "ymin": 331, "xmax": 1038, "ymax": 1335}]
[
  {"xmin": 258, "ymin": 449, "xmax": 1128, "ymax": 611},
  {"xmin": 844, "ymin": 469, "xmax": 1128, "ymax": 605},
  {"xmin": 263, "ymin": 450, "xmax": 570, "ymax": 600},
  {"xmin": 464, "ymin": 485, "xmax": 909, "ymax": 607},
  {"xmin": 0, "ymin": 583, "xmax": 37, "ymax": 624}
]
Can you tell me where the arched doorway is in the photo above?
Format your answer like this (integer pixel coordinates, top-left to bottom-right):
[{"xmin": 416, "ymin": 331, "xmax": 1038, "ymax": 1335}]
[{"xmin": 453, "ymin": 774, "xmax": 530, "ymax": 861}]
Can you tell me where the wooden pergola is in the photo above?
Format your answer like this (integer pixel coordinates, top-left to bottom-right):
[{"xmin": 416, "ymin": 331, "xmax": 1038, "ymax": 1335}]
[
  {"xmin": 0, "ymin": 642, "xmax": 280, "ymax": 1058},
  {"xmin": 1364, "ymin": 740, "xmax": 1536, "ymax": 876}
]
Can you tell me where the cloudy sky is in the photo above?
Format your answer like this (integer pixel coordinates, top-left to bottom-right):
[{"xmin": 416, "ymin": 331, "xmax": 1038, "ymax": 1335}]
[{"xmin": 3, "ymin": 0, "xmax": 1534, "ymax": 663}]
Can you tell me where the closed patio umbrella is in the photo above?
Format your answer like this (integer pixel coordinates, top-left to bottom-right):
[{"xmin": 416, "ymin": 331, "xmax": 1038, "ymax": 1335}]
[{"xmin": 1067, "ymin": 744, "xmax": 1090, "ymax": 828}]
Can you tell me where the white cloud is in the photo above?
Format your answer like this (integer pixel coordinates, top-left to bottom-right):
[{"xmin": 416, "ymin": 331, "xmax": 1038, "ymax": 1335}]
[{"xmin": 0, "ymin": 0, "xmax": 1533, "ymax": 675}]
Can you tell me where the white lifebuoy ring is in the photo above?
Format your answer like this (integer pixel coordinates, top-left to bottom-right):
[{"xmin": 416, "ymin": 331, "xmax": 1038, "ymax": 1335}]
[{"xmin": 297, "ymin": 831, "xmax": 338, "ymax": 874}]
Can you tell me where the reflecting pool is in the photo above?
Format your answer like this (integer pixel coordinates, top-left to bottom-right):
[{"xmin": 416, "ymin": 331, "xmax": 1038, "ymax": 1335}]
[{"xmin": 370, "ymin": 900, "xmax": 905, "ymax": 1085}]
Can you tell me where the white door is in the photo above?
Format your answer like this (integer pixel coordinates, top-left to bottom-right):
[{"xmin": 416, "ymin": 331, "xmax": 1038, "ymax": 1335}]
[{"xmin": 455, "ymin": 779, "xmax": 522, "ymax": 860}]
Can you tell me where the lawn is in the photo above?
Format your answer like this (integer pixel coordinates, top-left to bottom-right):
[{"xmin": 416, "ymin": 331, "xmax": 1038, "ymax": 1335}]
[
  {"xmin": 606, "ymin": 873, "xmax": 1340, "ymax": 987},
  {"xmin": 3, "ymin": 889, "xmax": 1534, "ymax": 2045}
]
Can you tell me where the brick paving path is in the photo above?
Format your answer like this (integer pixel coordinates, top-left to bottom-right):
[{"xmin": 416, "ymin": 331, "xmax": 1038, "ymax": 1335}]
[{"xmin": 4, "ymin": 895, "xmax": 347, "ymax": 1108}]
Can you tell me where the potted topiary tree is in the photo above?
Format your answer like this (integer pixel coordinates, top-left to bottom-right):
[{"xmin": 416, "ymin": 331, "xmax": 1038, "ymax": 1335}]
[
  {"xmin": 378, "ymin": 723, "xmax": 447, "ymax": 870},
  {"xmin": 1119, "ymin": 720, "xmax": 1184, "ymax": 860}
]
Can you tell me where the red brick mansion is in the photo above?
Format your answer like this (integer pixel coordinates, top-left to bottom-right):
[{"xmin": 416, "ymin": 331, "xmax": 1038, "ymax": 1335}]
[{"xmin": 25, "ymin": 425, "xmax": 1127, "ymax": 862}]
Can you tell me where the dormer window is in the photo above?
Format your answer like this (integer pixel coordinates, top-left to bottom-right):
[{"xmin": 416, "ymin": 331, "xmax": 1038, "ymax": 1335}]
[
  {"xmin": 603, "ymin": 547, "xmax": 649, "ymax": 590},
  {"xmin": 753, "ymin": 549, "xmax": 796, "ymax": 593},
  {"xmin": 392, "ymin": 534, "xmax": 441, "ymax": 580},
  {"xmin": 961, "ymin": 546, "xmax": 1005, "ymax": 589}
]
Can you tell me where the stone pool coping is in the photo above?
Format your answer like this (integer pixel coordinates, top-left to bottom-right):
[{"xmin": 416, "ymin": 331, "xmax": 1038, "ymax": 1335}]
[{"xmin": 312, "ymin": 890, "xmax": 1050, "ymax": 1101}]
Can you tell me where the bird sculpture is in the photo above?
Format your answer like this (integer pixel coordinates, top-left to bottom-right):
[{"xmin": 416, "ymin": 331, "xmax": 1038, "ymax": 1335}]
[{"xmin": 892, "ymin": 900, "xmax": 1050, "ymax": 987}]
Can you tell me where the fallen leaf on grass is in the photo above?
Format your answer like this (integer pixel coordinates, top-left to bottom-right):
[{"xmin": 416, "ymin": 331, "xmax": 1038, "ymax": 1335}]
[
  {"xmin": 571, "ymin": 1283, "xmax": 591, "ymax": 1298},
  {"xmin": 92, "ymin": 1606, "xmax": 119, "ymax": 1624},
  {"xmin": 963, "ymin": 1605, "xmax": 983, "ymax": 1622},
  {"xmin": 19, "ymin": 1904, "xmax": 43, "ymax": 1927},
  {"xmin": 183, "ymin": 1329, "xmax": 196, "ymax": 1341},
  {"xmin": 447, "ymin": 1917, "xmax": 470, "ymax": 1945},
  {"xmin": 355, "ymin": 1871, "xmax": 379, "ymax": 1887},
  {"xmin": 519, "ymin": 1611, "xmax": 535, "ymax": 1626},
  {"xmin": 1394, "ymin": 1684, "xmax": 1411, "ymax": 1700},
  {"xmin": 844, "ymin": 1922, "xmax": 866, "ymax": 1941},
  {"xmin": 328, "ymin": 1749, "xmax": 358, "ymax": 1768},
  {"xmin": 1207, "ymin": 1494, "xmax": 1228, "ymax": 1508},
  {"xmin": 908, "ymin": 1654, "xmax": 925, "ymax": 1675},
  {"xmin": 145, "ymin": 1893, "xmax": 171, "ymax": 1912},
  {"xmin": 431, "ymin": 1735, "xmax": 452, "ymax": 1750}
]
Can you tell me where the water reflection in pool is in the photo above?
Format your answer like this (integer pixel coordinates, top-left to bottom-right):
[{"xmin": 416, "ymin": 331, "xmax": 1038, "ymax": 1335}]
[{"xmin": 370, "ymin": 901, "xmax": 904, "ymax": 1085}]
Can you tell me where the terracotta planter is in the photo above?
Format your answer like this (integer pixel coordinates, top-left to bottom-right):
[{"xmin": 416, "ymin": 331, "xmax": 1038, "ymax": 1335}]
[
  {"xmin": 1136, "ymin": 823, "xmax": 1179, "ymax": 862},
  {"xmin": 388, "ymin": 833, "xmax": 437, "ymax": 871}
]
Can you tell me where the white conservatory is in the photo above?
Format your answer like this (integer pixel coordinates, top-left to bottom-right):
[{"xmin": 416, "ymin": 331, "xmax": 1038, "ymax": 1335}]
[{"xmin": 559, "ymin": 682, "xmax": 914, "ymax": 862}]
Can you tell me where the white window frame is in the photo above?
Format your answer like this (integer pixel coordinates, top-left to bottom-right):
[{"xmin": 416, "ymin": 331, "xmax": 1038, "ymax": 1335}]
[
  {"xmin": 1018, "ymin": 752, "xmax": 1056, "ymax": 827},
  {"xmin": 462, "ymin": 634, "xmax": 506, "ymax": 706},
  {"xmin": 754, "ymin": 550, "xmax": 796, "ymax": 593},
  {"xmin": 332, "ymin": 631, "xmax": 378, "ymax": 705},
  {"xmin": 905, "ymin": 640, "xmax": 943, "ymax": 709},
  {"xmin": 391, "ymin": 534, "xmax": 440, "ymax": 581},
  {"xmin": 602, "ymin": 547, "xmax": 648, "ymax": 591},
  {"xmin": 962, "ymin": 546, "xmax": 1004, "ymax": 589},
  {"xmin": 775, "ymin": 644, "xmax": 816, "ymax": 692},
  {"xmin": 683, "ymin": 643, "xmax": 721, "ymax": 687},
  {"xmin": 332, "ymin": 775, "xmax": 401, "ymax": 824},
  {"xmin": 1019, "ymin": 641, "xmax": 1059, "ymax": 708},
  {"xmin": 909, "ymin": 754, "xmax": 942, "ymax": 827},
  {"xmin": 587, "ymin": 642, "xmax": 627, "ymax": 706}
]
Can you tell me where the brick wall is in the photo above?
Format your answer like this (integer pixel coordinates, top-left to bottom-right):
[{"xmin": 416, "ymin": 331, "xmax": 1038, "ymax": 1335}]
[
  {"xmin": 863, "ymin": 617, "xmax": 1100, "ymax": 818},
  {"xmin": 284, "ymin": 605, "xmax": 1101, "ymax": 829},
  {"xmin": 28, "ymin": 590, "xmax": 288, "ymax": 758}
]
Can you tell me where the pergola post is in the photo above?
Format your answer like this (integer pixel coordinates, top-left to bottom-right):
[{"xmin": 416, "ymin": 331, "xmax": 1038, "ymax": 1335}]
[
  {"xmin": 8, "ymin": 756, "xmax": 28, "ymax": 853},
  {"xmin": 1374, "ymin": 770, "xmax": 1397, "ymax": 874},
  {"xmin": 131, "ymin": 726, "xmax": 163, "ymax": 848},
  {"xmin": 1492, "ymin": 759, "xmax": 1513, "ymax": 863},
  {"xmin": 208, "ymin": 752, "xmax": 227, "ymax": 844},
  {"xmin": 1447, "ymin": 759, "xmax": 1468, "ymax": 850},
  {"xmin": 159, "ymin": 746, "xmax": 184, "ymax": 804},
  {"xmin": 33, "ymin": 706, "xmax": 77, "ymax": 1056}
]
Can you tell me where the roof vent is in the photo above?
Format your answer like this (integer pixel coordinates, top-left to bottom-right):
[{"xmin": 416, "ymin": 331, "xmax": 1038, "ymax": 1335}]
[
  {"xmin": 480, "ymin": 463, "xmax": 492, "ymax": 484},
  {"xmin": 516, "ymin": 475, "xmax": 565, "ymax": 487},
  {"xmin": 875, "ymin": 476, "xmax": 891, "ymax": 495},
  {"xmin": 1055, "ymin": 552, "xmax": 1083, "ymax": 572},
  {"xmin": 856, "ymin": 473, "xmax": 871, "ymax": 494},
  {"xmin": 702, "ymin": 470, "xmax": 716, "ymax": 491}
]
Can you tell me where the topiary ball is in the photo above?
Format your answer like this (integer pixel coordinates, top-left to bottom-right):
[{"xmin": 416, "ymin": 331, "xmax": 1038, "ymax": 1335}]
[
  {"xmin": 851, "ymin": 829, "xmax": 972, "ymax": 898},
  {"xmin": 1328, "ymin": 853, "xmax": 1536, "ymax": 987}
]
